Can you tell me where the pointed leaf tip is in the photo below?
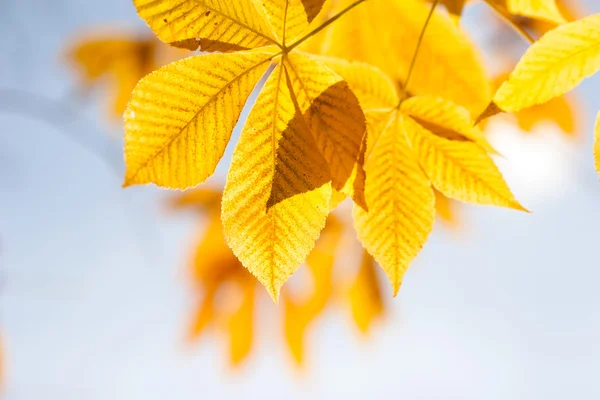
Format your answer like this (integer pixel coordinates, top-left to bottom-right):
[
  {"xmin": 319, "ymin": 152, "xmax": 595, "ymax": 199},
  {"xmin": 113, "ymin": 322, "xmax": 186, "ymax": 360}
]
[{"xmin": 476, "ymin": 102, "xmax": 503, "ymax": 125}]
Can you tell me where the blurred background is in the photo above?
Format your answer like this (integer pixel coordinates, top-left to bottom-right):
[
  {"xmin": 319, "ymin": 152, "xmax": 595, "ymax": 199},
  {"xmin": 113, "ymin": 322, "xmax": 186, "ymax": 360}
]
[{"xmin": 1, "ymin": 0, "xmax": 600, "ymax": 398}]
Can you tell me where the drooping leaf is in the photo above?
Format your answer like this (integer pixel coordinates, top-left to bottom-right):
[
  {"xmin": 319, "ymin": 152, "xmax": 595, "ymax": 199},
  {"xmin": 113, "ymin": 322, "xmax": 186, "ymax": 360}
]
[
  {"xmin": 124, "ymin": 49, "xmax": 274, "ymax": 188},
  {"xmin": 133, "ymin": 0, "xmax": 277, "ymax": 50},
  {"xmin": 354, "ymin": 112, "xmax": 435, "ymax": 294},
  {"xmin": 284, "ymin": 215, "xmax": 341, "ymax": 365},
  {"xmin": 506, "ymin": 0, "xmax": 566, "ymax": 24},
  {"xmin": 222, "ymin": 63, "xmax": 332, "ymax": 301},
  {"xmin": 227, "ymin": 279, "xmax": 256, "ymax": 366},
  {"xmin": 349, "ymin": 249, "xmax": 384, "ymax": 334},
  {"xmin": 403, "ymin": 116, "xmax": 525, "ymax": 210},
  {"xmin": 487, "ymin": 14, "xmax": 600, "ymax": 117}
]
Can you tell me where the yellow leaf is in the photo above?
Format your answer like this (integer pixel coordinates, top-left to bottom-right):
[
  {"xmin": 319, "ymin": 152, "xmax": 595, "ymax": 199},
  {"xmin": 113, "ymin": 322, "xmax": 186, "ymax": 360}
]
[
  {"xmin": 489, "ymin": 73, "xmax": 578, "ymax": 136},
  {"xmin": 284, "ymin": 215, "xmax": 342, "ymax": 365},
  {"xmin": 227, "ymin": 280, "xmax": 255, "ymax": 366},
  {"xmin": 188, "ymin": 288, "xmax": 215, "ymax": 341},
  {"xmin": 312, "ymin": 0, "xmax": 490, "ymax": 114},
  {"xmin": 507, "ymin": 0, "xmax": 566, "ymax": 24},
  {"xmin": 595, "ymin": 111, "xmax": 600, "ymax": 174},
  {"xmin": 285, "ymin": 52, "xmax": 367, "ymax": 208},
  {"xmin": 222, "ymin": 63, "xmax": 332, "ymax": 301},
  {"xmin": 403, "ymin": 115, "xmax": 525, "ymax": 210},
  {"xmin": 491, "ymin": 13, "xmax": 600, "ymax": 114},
  {"xmin": 353, "ymin": 112, "xmax": 435, "ymax": 294},
  {"xmin": 123, "ymin": 49, "xmax": 275, "ymax": 188},
  {"xmin": 259, "ymin": 0, "xmax": 327, "ymax": 44},
  {"xmin": 313, "ymin": 56, "xmax": 399, "ymax": 110},
  {"xmin": 133, "ymin": 0, "xmax": 277, "ymax": 51},
  {"xmin": 349, "ymin": 250, "xmax": 384, "ymax": 334},
  {"xmin": 400, "ymin": 96, "xmax": 497, "ymax": 154}
]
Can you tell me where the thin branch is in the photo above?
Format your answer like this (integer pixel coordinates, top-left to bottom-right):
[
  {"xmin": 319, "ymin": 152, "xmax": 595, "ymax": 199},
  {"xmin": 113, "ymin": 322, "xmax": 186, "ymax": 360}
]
[
  {"xmin": 398, "ymin": 0, "xmax": 439, "ymax": 107},
  {"xmin": 287, "ymin": 0, "xmax": 367, "ymax": 52}
]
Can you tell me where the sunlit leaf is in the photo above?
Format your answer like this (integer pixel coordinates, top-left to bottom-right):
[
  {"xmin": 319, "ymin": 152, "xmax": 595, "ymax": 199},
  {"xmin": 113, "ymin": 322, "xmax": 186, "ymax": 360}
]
[
  {"xmin": 354, "ymin": 112, "xmax": 435, "ymax": 295},
  {"xmin": 310, "ymin": 0, "xmax": 491, "ymax": 114},
  {"xmin": 487, "ymin": 14, "xmax": 600, "ymax": 116},
  {"xmin": 124, "ymin": 49, "xmax": 275, "ymax": 188},
  {"xmin": 133, "ymin": 0, "xmax": 277, "ymax": 50},
  {"xmin": 506, "ymin": 0, "xmax": 566, "ymax": 24},
  {"xmin": 222, "ymin": 63, "xmax": 332, "ymax": 301},
  {"xmin": 403, "ymin": 116, "xmax": 525, "ymax": 210}
]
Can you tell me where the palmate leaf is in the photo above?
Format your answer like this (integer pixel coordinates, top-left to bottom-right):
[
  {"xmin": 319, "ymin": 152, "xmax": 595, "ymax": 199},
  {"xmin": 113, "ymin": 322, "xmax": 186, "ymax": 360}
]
[
  {"xmin": 126, "ymin": 0, "xmax": 368, "ymax": 300},
  {"xmin": 321, "ymin": 57, "xmax": 524, "ymax": 293},
  {"xmin": 349, "ymin": 250, "xmax": 384, "ymax": 334}
]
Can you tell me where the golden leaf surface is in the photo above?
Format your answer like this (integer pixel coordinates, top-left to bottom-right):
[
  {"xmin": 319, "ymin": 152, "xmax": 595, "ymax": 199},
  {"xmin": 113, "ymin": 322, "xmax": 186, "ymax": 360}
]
[
  {"xmin": 488, "ymin": 73, "xmax": 579, "ymax": 137},
  {"xmin": 322, "ymin": 57, "xmax": 523, "ymax": 292},
  {"xmin": 354, "ymin": 112, "xmax": 435, "ymax": 295},
  {"xmin": 506, "ymin": 0, "xmax": 566, "ymax": 24},
  {"xmin": 222, "ymin": 63, "xmax": 332, "ymax": 301},
  {"xmin": 312, "ymin": 56, "xmax": 399, "ymax": 110},
  {"xmin": 285, "ymin": 52, "xmax": 367, "ymax": 208},
  {"xmin": 403, "ymin": 116, "xmax": 524, "ymax": 210},
  {"xmin": 310, "ymin": 0, "xmax": 490, "ymax": 114},
  {"xmin": 400, "ymin": 96, "xmax": 497, "ymax": 154},
  {"xmin": 490, "ymin": 13, "xmax": 600, "ymax": 114},
  {"xmin": 124, "ymin": 49, "xmax": 275, "ymax": 188},
  {"xmin": 133, "ymin": 0, "xmax": 277, "ymax": 50}
]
